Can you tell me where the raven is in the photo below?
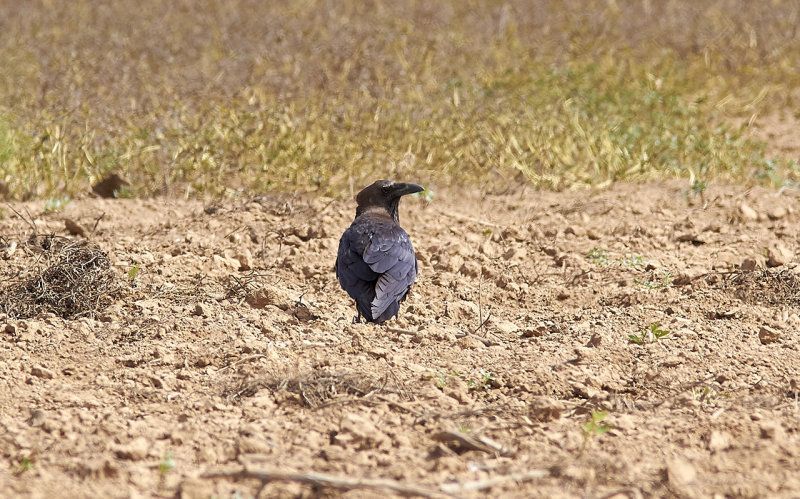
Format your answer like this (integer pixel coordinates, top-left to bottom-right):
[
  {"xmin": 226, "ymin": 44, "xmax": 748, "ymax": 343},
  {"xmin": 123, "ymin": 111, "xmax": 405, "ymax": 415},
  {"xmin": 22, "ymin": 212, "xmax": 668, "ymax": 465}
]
[{"xmin": 335, "ymin": 180, "xmax": 424, "ymax": 323}]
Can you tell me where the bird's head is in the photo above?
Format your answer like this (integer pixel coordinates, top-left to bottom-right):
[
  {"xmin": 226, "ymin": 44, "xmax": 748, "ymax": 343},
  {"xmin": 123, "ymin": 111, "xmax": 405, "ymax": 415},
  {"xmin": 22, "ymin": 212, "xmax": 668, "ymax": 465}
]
[{"xmin": 355, "ymin": 180, "xmax": 425, "ymax": 222}]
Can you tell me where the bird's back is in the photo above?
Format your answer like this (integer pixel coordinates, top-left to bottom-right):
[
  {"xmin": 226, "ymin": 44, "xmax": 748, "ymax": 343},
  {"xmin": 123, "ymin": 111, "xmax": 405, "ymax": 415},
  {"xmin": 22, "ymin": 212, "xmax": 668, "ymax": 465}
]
[{"xmin": 336, "ymin": 210, "xmax": 417, "ymax": 323}]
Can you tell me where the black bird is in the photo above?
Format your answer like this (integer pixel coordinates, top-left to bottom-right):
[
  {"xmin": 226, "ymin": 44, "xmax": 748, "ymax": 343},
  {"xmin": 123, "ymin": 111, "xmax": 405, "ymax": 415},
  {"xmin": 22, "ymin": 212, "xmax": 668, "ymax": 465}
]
[{"xmin": 335, "ymin": 180, "xmax": 424, "ymax": 323}]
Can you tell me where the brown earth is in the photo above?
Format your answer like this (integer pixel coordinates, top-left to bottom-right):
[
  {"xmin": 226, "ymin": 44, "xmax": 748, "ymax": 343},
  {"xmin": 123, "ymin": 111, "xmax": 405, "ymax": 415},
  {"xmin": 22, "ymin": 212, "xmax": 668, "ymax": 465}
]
[{"xmin": 1, "ymin": 179, "xmax": 800, "ymax": 498}]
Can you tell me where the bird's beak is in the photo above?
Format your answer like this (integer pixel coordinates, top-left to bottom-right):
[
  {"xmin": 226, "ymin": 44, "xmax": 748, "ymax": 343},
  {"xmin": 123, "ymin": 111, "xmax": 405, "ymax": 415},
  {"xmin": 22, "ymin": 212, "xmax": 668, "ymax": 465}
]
[{"xmin": 393, "ymin": 182, "xmax": 425, "ymax": 197}]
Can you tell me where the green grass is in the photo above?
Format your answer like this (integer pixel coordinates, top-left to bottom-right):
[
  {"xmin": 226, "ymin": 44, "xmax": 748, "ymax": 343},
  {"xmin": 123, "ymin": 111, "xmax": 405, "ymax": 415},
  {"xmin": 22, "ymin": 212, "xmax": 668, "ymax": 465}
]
[{"xmin": 0, "ymin": 1, "xmax": 799, "ymax": 199}]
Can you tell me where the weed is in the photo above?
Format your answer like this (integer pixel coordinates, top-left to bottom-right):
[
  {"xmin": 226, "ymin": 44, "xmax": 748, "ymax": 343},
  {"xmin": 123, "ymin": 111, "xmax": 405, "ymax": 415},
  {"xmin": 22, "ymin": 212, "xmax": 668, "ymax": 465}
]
[
  {"xmin": 466, "ymin": 370, "xmax": 496, "ymax": 391},
  {"xmin": 588, "ymin": 248, "xmax": 610, "ymax": 265},
  {"xmin": 621, "ymin": 255, "xmax": 648, "ymax": 267},
  {"xmin": 582, "ymin": 411, "xmax": 611, "ymax": 437},
  {"xmin": 12, "ymin": 457, "xmax": 32, "ymax": 475},
  {"xmin": 127, "ymin": 264, "xmax": 140, "ymax": 280},
  {"xmin": 458, "ymin": 424, "xmax": 472, "ymax": 434},
  {"xmin": 158, "ymin": 451, "xmax": 175, "ymax": 476},
  {"xmin": 635, "ymin": 271, "xmax": 673, "ymax": 289},
  {"xmin": 629, "ymin": 323, "xmax": 671, "ymax": 345}
]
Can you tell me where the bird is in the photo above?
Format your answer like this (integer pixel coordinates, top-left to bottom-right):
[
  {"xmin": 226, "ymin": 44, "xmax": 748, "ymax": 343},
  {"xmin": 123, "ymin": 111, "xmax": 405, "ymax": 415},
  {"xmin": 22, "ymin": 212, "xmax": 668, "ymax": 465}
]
[{"xmin": 335, "ymin": 180, "xmax": 424, "ymax": 323}]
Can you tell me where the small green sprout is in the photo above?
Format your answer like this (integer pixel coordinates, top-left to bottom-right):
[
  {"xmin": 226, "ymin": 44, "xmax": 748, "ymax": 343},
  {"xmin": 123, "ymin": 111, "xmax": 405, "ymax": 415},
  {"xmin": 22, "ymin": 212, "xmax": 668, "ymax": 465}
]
[
  {"xmin": 582, "ymin": 411, "xmax": 611, "ymax": 437},
  {"xmin": 588, "ymin": 248, "xmax": 610, "ymax": 265},
  {"xmin": 629, "ymin": 323, "xmax": 670, "ymax": 344}
]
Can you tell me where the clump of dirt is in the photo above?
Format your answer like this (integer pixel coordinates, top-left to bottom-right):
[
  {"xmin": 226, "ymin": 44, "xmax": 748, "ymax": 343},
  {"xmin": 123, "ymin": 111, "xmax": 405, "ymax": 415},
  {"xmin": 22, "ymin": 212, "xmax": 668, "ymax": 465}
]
[{"xmin": 0, "ymin": 235, "xmax": 119, "ymax": 319}]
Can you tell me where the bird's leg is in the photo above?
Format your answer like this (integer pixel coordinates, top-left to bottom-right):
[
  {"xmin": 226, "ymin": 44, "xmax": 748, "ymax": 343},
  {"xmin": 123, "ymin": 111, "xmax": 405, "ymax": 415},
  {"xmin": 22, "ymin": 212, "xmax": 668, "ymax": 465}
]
[{"xmin": 352, "ymin": 310, "xmax": 362, "ymax": 324}]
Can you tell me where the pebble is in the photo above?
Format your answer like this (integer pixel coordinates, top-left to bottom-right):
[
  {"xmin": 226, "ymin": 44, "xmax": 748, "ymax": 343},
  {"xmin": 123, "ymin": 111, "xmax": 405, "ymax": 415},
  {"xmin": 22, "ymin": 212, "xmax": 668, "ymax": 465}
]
[
  {"xmin": 31, "ymin": 365, "xmax": 55, "ymax": 379},
  {"xmin": 739, "ymin": 202, "xmax": 759, "ymax": 221},
  {"xmin": 766, "ymin": 242, "xmax": 793, "ymax": 267},
  {"xmin": 758, "ymin": 325, "xmax": 781, "ymax": 345}
]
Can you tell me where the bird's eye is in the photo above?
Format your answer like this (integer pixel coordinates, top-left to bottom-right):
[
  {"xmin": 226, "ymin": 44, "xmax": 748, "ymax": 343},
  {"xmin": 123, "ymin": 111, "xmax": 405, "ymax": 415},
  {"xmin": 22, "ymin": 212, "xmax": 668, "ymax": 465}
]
[{"xmin": 381, "ymin": 184, "xmax": 391, "ymax": 194}]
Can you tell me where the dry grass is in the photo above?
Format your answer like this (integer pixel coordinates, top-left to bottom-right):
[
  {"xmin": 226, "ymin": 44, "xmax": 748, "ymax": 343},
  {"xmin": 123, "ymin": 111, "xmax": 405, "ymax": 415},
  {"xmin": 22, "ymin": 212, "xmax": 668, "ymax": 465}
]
[
  {"xmin": 0, "ymin": 235, "xmax": 119, "ymax": 319},
  {"xmin": 0, "ymin": 0, "xmax": 799, "ymax": 199}
]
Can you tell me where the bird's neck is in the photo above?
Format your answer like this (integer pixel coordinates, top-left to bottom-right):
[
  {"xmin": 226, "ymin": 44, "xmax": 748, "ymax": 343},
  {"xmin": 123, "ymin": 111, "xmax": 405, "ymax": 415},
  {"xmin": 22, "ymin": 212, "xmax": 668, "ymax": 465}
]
[{"xmin": 356, "ymin": 200, "xmax": 401, "ymax": 223}]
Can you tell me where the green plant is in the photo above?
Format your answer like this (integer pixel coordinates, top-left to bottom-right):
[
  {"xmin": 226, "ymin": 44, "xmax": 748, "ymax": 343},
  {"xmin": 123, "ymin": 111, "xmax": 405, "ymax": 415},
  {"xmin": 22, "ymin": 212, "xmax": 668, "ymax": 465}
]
[
  {"xmin": 127, "ymin": 264, "xmax": 140, "ymax": 280},
  {"xmin": 466, "ymin": 370, "xmax": 496, "ymax": 391},
  {"xmin": 582, "ymin": 411, "xmax": 611, "ymax": 437},
  {"xmin": 621, "ymin": 255, "xmax": 647, "ymax": 267},
  {"xmin": 588, "ymin": 248, "xmax": 610, "ymax": 265},
  {"xmin": 12, "ymin": 457, "xmax": 32, "ymax": 475},
  {"xmin": 158, "ymin": 451, "xmax": 175, "ymax": 476},
  {"xmin": 629, "ymin": 322, "xmax": 671, "ymax": 344},
  {"xmin": 635, "ymin": 271, "xmax": 673, "ymax": 289}
]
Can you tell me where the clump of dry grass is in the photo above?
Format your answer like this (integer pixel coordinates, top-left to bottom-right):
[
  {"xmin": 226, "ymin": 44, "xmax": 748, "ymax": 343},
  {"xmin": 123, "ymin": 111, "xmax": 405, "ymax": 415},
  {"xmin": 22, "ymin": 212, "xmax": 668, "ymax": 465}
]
[
  {"xmin": 226, "ymin": 371, "xmax": 390, "ymax": 408},
  {"xmin": 0, "ymin": 1, "xmax": 798, "ymax": 199},
  {"xmin": 0, "ymin": 235, "xmax": 120, "ymax": 319}
]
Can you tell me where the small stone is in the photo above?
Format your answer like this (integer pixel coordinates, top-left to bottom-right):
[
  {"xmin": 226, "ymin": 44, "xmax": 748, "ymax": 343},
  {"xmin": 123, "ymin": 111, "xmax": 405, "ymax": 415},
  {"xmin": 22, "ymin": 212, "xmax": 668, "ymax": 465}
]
[
  {"xmin": 585, "ymin": 333, "xmax": 602, "ymax": 347},
  {"xmin": 493, "ymin": 320, "xmax": 518, "ymax": 334},
  {"xmin": 31, "ymin": 365, "xmax": 55, "ymax": 379},
  {"xmin": 64, "ymin": 218, "xmax": 88, "ymax": 237},
  {"xmin": 237, "ymin": 436, "xmax": 274, "ymax": 455},
  {"xmin": 739, "ymin": 202, "xmax": 758, "ymax": 221},
  {"xmin": 767, "ymin": 206, "xmax": 788, "ymax": 220},
  {"xmin": 708, "ymin": 430, "xmax": 732, "ymax": 452},
  {"xmin": 369, "ymin": 347, "xmax": 390, "ymax": 359},
  {"xmin": 456, "ymin": 335, "xmax": 485, "ymax": 349},
  {"xmin": 235, "ymin": 249, "xmax": 254, "ymax": 271},
  {"xmin": 530, "ymin": 397, "xmax": 564, "ymax": 421},
  {"xmin": 666, "ymin": 457, "xmax": 696, "ymax": 487},
  {"xmin": 245, "ymin": 286, "xmax": 292, "ymax": 310},
  {"xmin": 193, "ymin": 303, "xmax": 211, "ymax": 317},
  {"xmin": 115, "ymin": 437, "xmax": 149, "ymax": 461},
  {"xmin": 740, "ymin": 258, "xmax": 758, "ymax": 271},
  {"xmin": 759, "ymin": 421, "xmax": 786, "ymax": 441},
  {"xmin": 766, "ymin": 242, "xmax": 793, "ymax": 267},
  {"xmin": 758, "ymin": 325, "xmax": 781, "ymax": 345}
]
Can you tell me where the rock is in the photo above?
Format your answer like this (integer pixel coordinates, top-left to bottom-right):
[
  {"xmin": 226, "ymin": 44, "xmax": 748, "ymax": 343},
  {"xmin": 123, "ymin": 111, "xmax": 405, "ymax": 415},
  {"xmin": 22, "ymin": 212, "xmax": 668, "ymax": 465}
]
[
  {"xmin": 758, "ymin": 325, "xmax": 781, "ymax": 345},
  {"xmin": 739, "ymin": 202, "xmax": 758, "ymax": 221},
  {"xmin": 530, "ymin": 397, "xmax": 564, "ymax": 421},
  {"xmin": 759, "ymin": 421, "xmax": 786, "ymax": 441},
  {"xmin": 235, "ymin": 248, "xmax": 254, "ymax": 271},
  {"xmin": 708, "ymin": 430, "xmax": 732, "ymax": 452},
  {"xmin": 31, "ymin": 365, "xmax": 55, "ymax": 379},
  {"xmin": 64, "ymin": 218, "xmax": 88, "ymax": 237},
  {"xmin": 458, "ymin": 261, "xmax": 482, "ymax": 278},
  {"xmin": 333, "ymin": 413, "xmax": 391, "ymax": 450},
  {"xmin": 766, "ymin": 242, "xmax": 793, "ymax": 267},
  {"xmin": 115, "ymin": 437, "xmax": 149, "ymax": 461},
  {"xmin": 237, "ymin": 436, "xmax": 274, "ymax": 455},
  {"xmin": 456, "ymin": 335, "xmax": 484, "ymax": 349},
  {"xmin": 666, "ymin": 457, "xmax": 696, "ymax": 487},
  {"xmin": 585, "ymin": 333, "xmax": 602, "ymax": 347},
  {"xmin": 740, "ymin": 258, "xmax": 758, "ymax": 271},
  {"xmin": 212, "ymin": 254, "xmax": 238, "ymax": 270},
  {"xmin": 245, "ymin": 286, "xmax": 293, "ymax": 310},
  {"xmin": 447, "ymin": 301, "xmax": 479, "ymax": 322},
  {"xmin": 767, "ymin": 205, "xmax": 788, "ymax": 220},
  {"xmin": 493, "ymin": 320, "xmax": 518, "ymax": 334}
]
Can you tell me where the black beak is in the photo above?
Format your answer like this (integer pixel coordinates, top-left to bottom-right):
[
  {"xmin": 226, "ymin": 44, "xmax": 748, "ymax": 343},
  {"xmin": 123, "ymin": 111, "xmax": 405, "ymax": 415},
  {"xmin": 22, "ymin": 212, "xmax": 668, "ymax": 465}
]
[{"xmin": 392, "ymin": 182, "xmax": 425, "ymax": 197}]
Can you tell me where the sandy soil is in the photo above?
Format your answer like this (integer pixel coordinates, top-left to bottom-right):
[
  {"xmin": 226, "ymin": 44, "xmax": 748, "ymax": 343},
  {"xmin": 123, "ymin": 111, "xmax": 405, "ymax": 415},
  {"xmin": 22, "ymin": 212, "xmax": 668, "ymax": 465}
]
[{"xmin": 1, "ymin": 179, "xmax": 800, "ymax": 498}]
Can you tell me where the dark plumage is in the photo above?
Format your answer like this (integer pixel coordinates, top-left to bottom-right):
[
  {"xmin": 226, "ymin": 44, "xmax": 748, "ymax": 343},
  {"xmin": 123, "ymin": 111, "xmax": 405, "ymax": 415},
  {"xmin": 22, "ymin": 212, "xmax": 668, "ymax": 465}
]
[{"xmin": 335, "ymin": 180, "xmax": 424, "ymax": 323}]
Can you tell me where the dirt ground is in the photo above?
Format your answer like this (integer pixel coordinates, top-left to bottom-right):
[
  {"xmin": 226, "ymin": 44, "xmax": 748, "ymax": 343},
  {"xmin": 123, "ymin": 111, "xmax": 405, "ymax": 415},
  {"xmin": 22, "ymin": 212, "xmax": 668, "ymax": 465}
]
[{"xmin": 1, "ymin": 177, "xmax": 800, "ymax": 498}]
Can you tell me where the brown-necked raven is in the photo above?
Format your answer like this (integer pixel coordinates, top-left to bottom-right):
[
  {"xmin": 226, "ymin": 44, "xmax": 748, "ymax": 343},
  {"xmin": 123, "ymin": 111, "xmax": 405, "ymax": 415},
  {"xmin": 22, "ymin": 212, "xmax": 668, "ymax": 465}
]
[{"xmin": 335, "ymin": 180, "xmax": 424, "ymax": 323}]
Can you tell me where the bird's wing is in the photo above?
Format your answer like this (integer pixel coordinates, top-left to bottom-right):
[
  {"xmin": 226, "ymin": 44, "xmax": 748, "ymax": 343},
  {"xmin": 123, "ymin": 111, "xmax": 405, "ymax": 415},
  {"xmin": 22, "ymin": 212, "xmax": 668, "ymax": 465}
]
[
  {"xmin": 336, "ymin": 228, "xmax": 378, "ymax": 301},
  {"xmin": 362, "ymin": 225, "xmax": 417, "ymax": 318}
]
